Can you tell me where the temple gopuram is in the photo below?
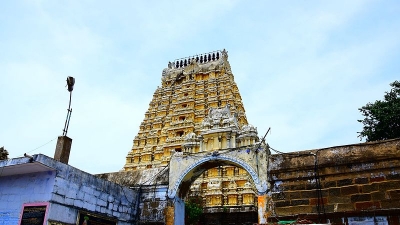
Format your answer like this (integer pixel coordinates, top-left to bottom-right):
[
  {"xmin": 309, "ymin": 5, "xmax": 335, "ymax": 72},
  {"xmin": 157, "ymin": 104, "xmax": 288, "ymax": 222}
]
[{"xmin": 124, "ymin": 50, "xmax": 260, "ymax": 222}]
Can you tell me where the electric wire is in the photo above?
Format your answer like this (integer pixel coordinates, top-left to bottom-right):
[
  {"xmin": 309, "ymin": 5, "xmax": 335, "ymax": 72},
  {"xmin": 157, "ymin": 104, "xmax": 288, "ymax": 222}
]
[
  {"xmin": 17, "ymin": 136, "xmax": 58, "ymax": 157},
  {"xmin": 0, "ymin": 137, "xmax": 58, "ymax": 178}
]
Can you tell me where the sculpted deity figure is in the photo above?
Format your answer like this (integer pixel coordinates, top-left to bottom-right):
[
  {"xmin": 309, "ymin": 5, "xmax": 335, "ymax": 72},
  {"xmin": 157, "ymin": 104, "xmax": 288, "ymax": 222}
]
[
  {"xmin": 149, "ymin": 129, "xmax": 157, "ymax": 136},
  {"xmin": 162, "ymin": 68, "xmax": 168, "ymax": 80},
  {"xmin": 202, "ymin": 104, "xmax": 239, "ymax": 129},
  {"xmin": 168, "ymin": 61, "xmax": 174, "ymax": 69},
  {"xmin": 184, "ymin": 132, "xmax": 197, "ymax": 141},
  {"xmin": 202, "ymin": 119, "xmax": 211, "ymax": 129},
  {"xmin": 221, "ymin": 49, "xmax": 228, "ymax": 59}
]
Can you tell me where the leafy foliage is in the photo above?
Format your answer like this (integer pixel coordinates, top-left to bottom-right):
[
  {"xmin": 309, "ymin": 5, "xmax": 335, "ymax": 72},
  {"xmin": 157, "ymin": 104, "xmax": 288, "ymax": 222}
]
[
  {"xmin": 185, "ymin": 197, "xmax": 203, "ymax": 225},
  {"xmin": 358, "ymin": 80, "xmax": 400, "ymax": 141}
]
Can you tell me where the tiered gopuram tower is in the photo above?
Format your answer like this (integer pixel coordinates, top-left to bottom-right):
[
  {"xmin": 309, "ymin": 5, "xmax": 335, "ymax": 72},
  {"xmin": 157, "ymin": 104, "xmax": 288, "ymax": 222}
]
[{"xmin": 124, "ymin": 50, "xmax": 259, "ymax": 218}]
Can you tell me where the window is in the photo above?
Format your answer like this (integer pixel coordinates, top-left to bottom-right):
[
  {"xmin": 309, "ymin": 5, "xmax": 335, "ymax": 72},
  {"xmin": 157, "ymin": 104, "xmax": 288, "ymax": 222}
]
[
  {"xmin": 20, "ymin": 203, "xmax": 49, "ymax": 225},
  {"xmin": 77, "ymin": 212, "xmax": 116, "ymax": 225}
]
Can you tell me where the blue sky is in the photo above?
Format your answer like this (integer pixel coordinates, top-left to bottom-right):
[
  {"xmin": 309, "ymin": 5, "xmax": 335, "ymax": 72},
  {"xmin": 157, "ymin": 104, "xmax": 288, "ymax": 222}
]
[{"xmin": 1, "ymin": 0, "xmax": 399, "ymax": 174}]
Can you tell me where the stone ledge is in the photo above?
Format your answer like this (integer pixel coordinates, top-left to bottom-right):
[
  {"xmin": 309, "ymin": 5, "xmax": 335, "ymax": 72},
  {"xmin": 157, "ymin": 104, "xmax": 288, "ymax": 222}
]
[{"xmin": 269, "ymin": 138, "xmax": 400, "ymax": 173}]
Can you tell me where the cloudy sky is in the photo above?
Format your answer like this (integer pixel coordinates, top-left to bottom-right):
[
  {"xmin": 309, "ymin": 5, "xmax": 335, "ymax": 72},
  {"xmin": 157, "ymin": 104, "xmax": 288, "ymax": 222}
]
[{"xmin": 1, "ymin": 1, "xmax": 399, "ymax": 174}]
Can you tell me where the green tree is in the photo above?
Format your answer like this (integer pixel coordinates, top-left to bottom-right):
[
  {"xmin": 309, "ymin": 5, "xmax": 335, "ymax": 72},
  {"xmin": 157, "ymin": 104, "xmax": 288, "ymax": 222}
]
[
  {"xmin": 358, "ymin": 80, "xmax": 400, "ymax": 142},
  {"xmin": 185, "ymin": 198, "xmax": 203, "ymax": 225}
]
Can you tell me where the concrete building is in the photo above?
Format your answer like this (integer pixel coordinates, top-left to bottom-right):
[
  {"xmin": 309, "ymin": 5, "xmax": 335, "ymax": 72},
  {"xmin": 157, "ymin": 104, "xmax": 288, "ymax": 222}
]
[{"xmin": 0, "ymin": 154, "xmax": 139, "ymax": 225}]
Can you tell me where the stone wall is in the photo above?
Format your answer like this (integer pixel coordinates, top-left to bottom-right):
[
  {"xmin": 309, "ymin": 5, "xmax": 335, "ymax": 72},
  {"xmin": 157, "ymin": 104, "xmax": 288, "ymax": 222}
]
[
  {"xmin": 98, "ymin": 168, "xmax": 169, "ymax": 224},
  {"xmin": 268, "ymin": 138, "xmax": 400, "ymax": 224},
  {"xmin": 37, "ymin": 154, "xmax": 140, "ymax": 225}
]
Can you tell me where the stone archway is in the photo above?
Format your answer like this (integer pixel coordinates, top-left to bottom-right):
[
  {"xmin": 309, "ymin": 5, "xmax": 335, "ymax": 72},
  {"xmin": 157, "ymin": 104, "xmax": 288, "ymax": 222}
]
[{"xmin": 167, "ymin": 146, "xmax": 270, "ymax": 225}]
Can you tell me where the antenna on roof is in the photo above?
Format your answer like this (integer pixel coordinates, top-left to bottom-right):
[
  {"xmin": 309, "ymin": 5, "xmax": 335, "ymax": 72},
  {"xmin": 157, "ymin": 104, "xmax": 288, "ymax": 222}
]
[{"xmin": 62, "ymin": 76, "xmax": 75, "ymax": 136}]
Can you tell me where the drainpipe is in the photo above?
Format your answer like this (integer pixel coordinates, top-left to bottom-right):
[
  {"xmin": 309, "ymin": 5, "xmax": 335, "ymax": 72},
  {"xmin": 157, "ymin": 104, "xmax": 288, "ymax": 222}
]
[
  {"xmin": 133, "ymin": 186, "xmax": 142, "ymax": 224},
  {"xmin": 312, "ymin": 149, "xmax": 326, "ymax": 223}
]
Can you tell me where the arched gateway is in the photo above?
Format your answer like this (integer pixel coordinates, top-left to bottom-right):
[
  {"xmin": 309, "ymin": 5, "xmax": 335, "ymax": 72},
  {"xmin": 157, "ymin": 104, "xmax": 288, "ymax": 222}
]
[{"xmin": 167, "ymin": 141, "xmax": 270, "ymax": 225}]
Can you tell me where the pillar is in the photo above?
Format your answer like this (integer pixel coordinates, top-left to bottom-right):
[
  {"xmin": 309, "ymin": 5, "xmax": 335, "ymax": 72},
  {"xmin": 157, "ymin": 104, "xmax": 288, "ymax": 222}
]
[
  {"xmin": 258, "ymin": 194, "xmax": 268, "ymax": 224},
  {"xmin": 174, "ymin": 197, "xmax": 185, "ymax": 225},
  {"xmin": 203, "ymin": 138, "xmax": 208, "ymax": 151},
  {"xmin": 165, "ymin": 197, "xmax": 185, "ymax": 225},
  {"xmin": 199, "ymin": 136, "xmax": 204, "ymax": 152},
  {"xmin": 213, "ymin": 137, "xmax": 218, "ymax": 150},
  {"xmin": 164, "ymin": 206, "xmax": 174, "ymax": 225},
  {"xmin": 226, "ymin": 135, "xmax": 231, "ymax": 148},
  {"xmin": 54, "ymin": 136, "xmax": 72, "ymax": 164}
]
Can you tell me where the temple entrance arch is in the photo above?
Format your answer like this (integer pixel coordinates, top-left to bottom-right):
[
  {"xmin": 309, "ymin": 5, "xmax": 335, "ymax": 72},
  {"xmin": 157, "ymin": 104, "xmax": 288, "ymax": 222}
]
[{"xmin": 167, "ymin": 146, "xmax": 270, "ymax": 225}]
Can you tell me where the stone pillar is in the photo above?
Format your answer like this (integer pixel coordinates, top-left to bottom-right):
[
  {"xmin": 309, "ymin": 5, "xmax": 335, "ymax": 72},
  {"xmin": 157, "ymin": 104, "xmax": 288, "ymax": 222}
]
[
  {"xmin": 213, "ymin": 137, "xmax": 218, "ymax": 150},
  {"xmin": 54, "ymin": 136, "xmax": 72, "ymax": 164},
  {"xmin": 199, "ymin": 136, "xmax": 204, "ymax": 152},
  {"xmin": 231, "ymin": 134, "xmax": 236, "ymax": 148},
  {"xmin": 258, "ymin": 195, "xmax": 268, "ymax": 224},
  {"xmin": 164, "ymin": 206, "xmax": 174, "ymax": 225},
  {"xmin": 174, "ymin": 197, "xmax": 185, "ymax": 225},
  {"xmin": 226, "ymin": 135, "xmax": 231, "ymax": 148}
]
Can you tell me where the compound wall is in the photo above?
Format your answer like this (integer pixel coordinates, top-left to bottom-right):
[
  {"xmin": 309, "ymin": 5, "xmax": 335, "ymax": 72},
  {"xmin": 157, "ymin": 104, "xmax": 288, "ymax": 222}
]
[{"xmin": 268, "ymin": 138, "xmax": 400, "ymax": 224}]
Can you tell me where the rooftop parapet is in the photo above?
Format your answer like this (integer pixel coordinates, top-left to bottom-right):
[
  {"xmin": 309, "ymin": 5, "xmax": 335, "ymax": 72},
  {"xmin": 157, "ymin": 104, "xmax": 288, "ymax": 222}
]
[{"xmin": 168, "ymin": 49, "xmax": 227, "ymax": 69}]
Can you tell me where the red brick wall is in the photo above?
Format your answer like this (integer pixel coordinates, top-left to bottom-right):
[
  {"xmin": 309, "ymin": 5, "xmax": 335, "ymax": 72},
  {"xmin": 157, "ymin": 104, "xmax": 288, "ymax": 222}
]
[{"xmin": 268, "ymin": 138, "xmax": 400, "ymax": 224}]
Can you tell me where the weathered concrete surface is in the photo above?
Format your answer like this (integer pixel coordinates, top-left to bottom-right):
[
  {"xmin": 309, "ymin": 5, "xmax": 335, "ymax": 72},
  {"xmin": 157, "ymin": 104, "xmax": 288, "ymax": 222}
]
[
  {"xmin": 0, "ymin": 169, "xmax": 55, "ymax": 224},
  {"xmin": 268, "ymin": 138, "xmax": 400, "ymax": 223},
  {"xmin": 258, "ymin": 195, "xmax": 268, "ymax": 224},
  {"xmin": 164, "ymin": 206, "xmax": 174, "ymax": 225},
  {"xmin": 137, "ymin": 185, "xmax": 168, "ymax": 224},
  {"xmin": 98, "ymin": 168, "xmax": 169, "ymax": 224},
  {"xmin": 97, "ymin": 167, "xmax": 168, "ymax": 186},
  {"xmin": 54, "ymin": 136, "xmax": 72, "ymax": 164}
]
